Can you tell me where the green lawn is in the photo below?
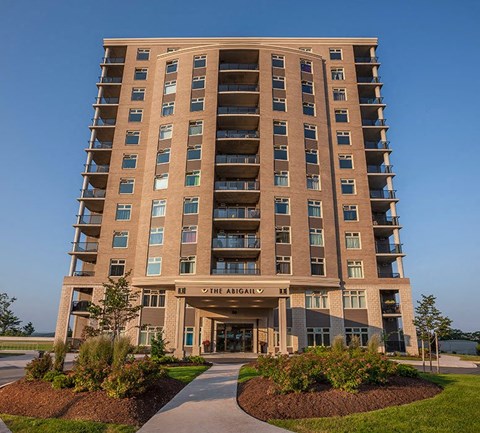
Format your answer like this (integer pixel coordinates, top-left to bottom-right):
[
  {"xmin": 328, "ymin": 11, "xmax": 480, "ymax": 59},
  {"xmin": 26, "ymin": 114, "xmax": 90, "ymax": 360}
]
[
  {"xmin": 166, "ymin": 365, "xmax": 210, "ymax": 383},
  {"xmin": 0, "ymin": 414, "xmax": 136, "ymax": 433},
  {"xmin": 458, "ymin": 354, "xmax": 480, "ymax": 363},
  {"xmin": 271, "ymin": 374, "xmax": 480, "ymax": 433},
  {"xmin": 0, "ymin": 342, "xmax": 53, "ymax": 351},
  {"xmin": 238, "ymin": 365, "xmax": 261, "ymax": 383}
]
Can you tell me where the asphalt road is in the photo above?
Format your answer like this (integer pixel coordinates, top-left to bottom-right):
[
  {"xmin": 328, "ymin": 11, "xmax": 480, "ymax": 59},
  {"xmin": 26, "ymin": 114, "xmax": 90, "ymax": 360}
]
[{"xmin": 0, "ymin": 366, "xmax": 25, "ymax": 386}]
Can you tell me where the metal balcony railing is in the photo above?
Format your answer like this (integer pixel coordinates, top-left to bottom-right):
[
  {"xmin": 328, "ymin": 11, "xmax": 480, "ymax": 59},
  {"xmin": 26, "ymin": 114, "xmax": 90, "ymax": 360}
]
[
  {"xmin": 218, "ymin": 84, "xmax": 259, "ymax": 92},
  {"xmin": 85, "ymin": 164, "xmax": 109, "ymax": 173},
  {"xmin": 71, "ymin": 300, "xmax": 91, "ymax": 312},
  {"xmin": 101, "ymin": 57, "xmax": 125, "ymax": 63},
  {"xmin": 92, "ymin": 118, "xmax": 116, "ymax": 126},
  {"xmin": 381, "ymin": 303, "xmax": 401, "ymax": 314},
  {"xmin": 72, "ymin": 242, "xmax": 98, "ymax": 253},
  {"xmin": 219, "ymin": 63, "xmax": 259, "ymax": 70},
  {"xmin": 77, "ymin": 214, "xmax": 103, "ymax": 225},
  {"xmin": 357, "ymin": 76, "xmax": 381, "ymax": 83},
  {"xmin": 72, "ymin": 271, "xmax": 95, "ymax": 277},
  {"xmin": 364, "ymin": 141, "xmax": 390, "ymax": 149},
  {"xmin": 217, "ymin": 107, "xmax": 259, "ymax": 114},
  {"xmin": 214, "ymin": 181, "xmax": 259, "ymax": 191},
  {"xmin": 211, "ymin": 268, "xmax": 260, "ymax": 275},
  {"xmin": 89, "ymin": 140, "xmax": 113, "ymax": 149},
  {"xmin": 362, "ymin": 119, "xmax": 387, "ymax": 126},
  {"xmin": 367, "ymin": 165, "xmax": 393, "ymax": 174},
  {"xmin": 378, "ymin": 270, "xmax": 401, "ymax": 278},
  {"xmin": 80, "ymin": 189, "xmax": 106, "ymax": 198},
  {"xmin": 216, "ymin": 130, "xmax": 259, "ymax": 139},
  {"xmin": 376, "ymin": 243, "xmax": 403, "ymax": 254},
  {"xmin": 95, "ymin": 96, "xmax": 120, "ymax": 104},
  {"xmin": 355, "ymin": 57, "xmax": 379, "ymax": 63},
  {"xmin": 370, "ymin": 189, "xmax": 396, "ymax": 199},
  {"xmin": 99, "ymin": 76, "xmax": 122, "ymax": 83},
  {"xmin": 212, "ymin": 237, "xmax": 260, "ymax": 248},
  {"xmin": 213, "ymin": 208, "xmax": 260, "ymax": 219},
  {"xmin": 215, "ymin": 155, "xmax": 259, "ymax": 164},
  {"xmin": 373, "ymin": 216, "xmax": 400, "ymax": 226},
  {"xmin": 359, "ymin": 97, "xmax": 384, "ymax": 104}
]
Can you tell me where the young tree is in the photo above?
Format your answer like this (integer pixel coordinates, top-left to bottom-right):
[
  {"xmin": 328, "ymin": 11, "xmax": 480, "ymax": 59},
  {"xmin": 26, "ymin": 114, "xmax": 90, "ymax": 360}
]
[
  {"xmin": 0, "ymin": 292, "xmax": 22, "ymax": 335},
  {"xmin": 87, "ymin": 272, "xmax": 142, "ymax": 341},
  {"xmin": 22, "ymin": 322, "xmax": 35, "ymax": 336}
]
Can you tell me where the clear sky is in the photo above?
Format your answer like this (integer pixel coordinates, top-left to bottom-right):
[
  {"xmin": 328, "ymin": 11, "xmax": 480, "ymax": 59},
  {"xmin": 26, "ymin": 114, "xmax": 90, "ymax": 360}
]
[{"xmin": 1, "ymin": 0, "xmax": 479, "ymax": 333}]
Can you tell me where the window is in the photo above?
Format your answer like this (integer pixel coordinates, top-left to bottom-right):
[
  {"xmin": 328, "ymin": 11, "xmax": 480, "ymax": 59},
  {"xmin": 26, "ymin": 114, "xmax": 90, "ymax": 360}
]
[
  {"xmin": 136, "ymin": 48, "xmax": 150, "ymax": 61},
  {"xmin": 336, "ymin": 131, "xmax": 351, "ymax": 145},
  {"xmin": 275, "ymin": 226, "xmax": 291, "ymax": 244},
  {"xmin": 329, "ymin": 48, "xmax": 342, "ymax": 60},
  {"xmin": 159, "ymin": 124, "xmax": 173, "ymax": 140},
  {"xmin": 343, "ymin": 290, "xmax": 366, "ymax": 308},
  {"xmin": 184, "ymin": 327, "xmax": 194, "ymax": 346},
  {"xmin": 181, "ymin": 226, "xmax": 197, "ymax": 243},
  {"xmin": 166, "ymin": 47, "xmax": 178, "ymax": 53},
  {"xmin": 335, "ymin": 109, "xmax": 349, "ymax": 122},
  {"xmin": 303, "ymin": 102, "xmax": 315, "ymax": 116},
  {"xmin": 154, "ymin": 173, "xmax": 168, "ymax": 190},
  {"xmin": 345, "ymin": 232, "xmax": 361, "ymax": 249},
  {"xmin": 147, "ymin": 257, "xmax": 162, "ymax": 276},
  {"xmin": 305, "ymin": 149, "xmax": 318, "ymax": 164},
  {"xmin": 308, "ymin": 200, "xmax": 322, "ymax": 217},
  {"xmin": 164, "ymin": 80, "xmax": 177, "ymax": 95},
  {"xmin": 128, "ymin": 109, "xmax": 143, "ymax": 122},
  {"xmin": 302, "ymin": 80, "xmax": 313, "ymax": 94},
  {"xmin": 274, "ymin": 327, "xmax": 293, "ymax": 347},
  {"xmin": 307, "ymin": 174, "xmax": 320, "ymax": 190},
  {"xmin": 275, "ymin": 197, "xmax": 290, "ymax": 214},
  {"xmin": 192, "ymin": 75, "xmax": 205, "ymax": 89},
  {"xmin": 139, "ymin": 326, "xmax": 163, "ymax": 345},
  {"xmin": 333, "ymin": 88, "xmax": 347, "ymax": 101},
  {"xmin": 187, "ymin": 145, "xmax": 201, "ymax": 160},
  {"xmin": 162, "ymin": 102, "xmax": 174, "ymax": 116},
  {"xmin": 119, "ymin": 179, "xmax": 134, "ymax": 194},
  {"xmin": 180, "ymin": 256, "xmax": 196, "ymax": 274},
  {"xmin": 149, "ymin": 227, "xmax": 164, "ymax": 245},
  {"xmin": 341, "ymin": 179, "xmax": 356, "ymax": 194},
  {"xmin": 194, "ymin": 55, "xmax": 206, "ymax": 68},
  {"xmin": 131, "ymin": 88, "xmax": 145, "ymax": 101},
  {"xmin": 276, "ymin": 256, "xmax": 291, "ymax": 274},
  {"xmin": 331, "ymin": 68, "xmax": 344, "ymax": 80},
  {"xmin": 274, "ymin": 145, "xmax": 288, "ymax": 160},
  {"xmin": 274, "ymin": 171, "xmax": 289, "ymax": 187},
  {"xmin": 343, "ymin": 205, "xmax": 358, "ymax": 221},
  {"xmin": 134, "ymin": 68, "xmax": 148, "ymax": 80},
  {"xmin": 273, "ymin": 97, "xmax": 286, "ymax": 111},
  {"xmin": 185, "ymin": 170, "xmax": 200, "ymax": 186},
  {"xmin": 273, "ymin": 120, "xmax": 287, "ymax": 135},
  {"xmin": 116, "ymin": 204, "xmax": 132, "ymax": 220},
  {"xmin": 166, "ymin": 60, "xmax": 178, "ymax": 73},
  {"xmin": 272, "ymin": 76, "xmax": 285, "ymax": 89},
  {"xmin": 109, "ymin": 259, "xmax": 125, "ymax": 276},
  {"xmin": 304, "ymin": 124, "xmax": 317, "ymax": 140},
  {"xmin": 300, "ymin": 59, "xmax": 312, "ymax": 73},
  {"xmin": 347, "ymin": 260, "xmax": 364, "ymax": 278},
  {"xmin": 191, "ymin": 97, "xmax": 204, "ymax": 112},
  {"xmin": 345, "ymin": 327, "xmax": 369, "ymax": 346},
  {"xmin": 307, "ymin": 327, "xmax": 330, "ymax": 347},
  {"xmin": 309, "ymin": 228, "xmax": 324, "ymax": 246},
  {"xmin": 311, "ymin": 257, "xmax": 325, "ymax": 276},
  {"xmin": 184, "ymin": 197, "xmax": 199, "ymax": 214},
  {"xmin": 189, "ymin": 120, "xmax": 203, "ymax": 136},
  {"xmin": 306, "ymin": 290, "xmax": 328, "ymax": 309},
  {"xmin": 339, "ymin": 154, "xmax": 353, "ymax": 169},
  {"xmin": 156, "ymin": 148, "xmax": 170, "ymax": 164},
  {"xmin": 122, "ymin": 154, "xmax": 137, "ymax": 169},
  {"xmin": 152, "ymin": 199, "xmax": 166, "ymax": 217},
  {"xmin": 125, "ymin": 130, "xmax": 140, "ymax": 145},
  {"xmin": 113, "ymin": 231, "xmax": 128, "ymax": 248},
  {"xmin": 272, "ymin": 55, "xmax": 285, "ymax": 68},
  {"xmin": 300, "ymin": 47, "xmax": 312, "ymax": 52}
]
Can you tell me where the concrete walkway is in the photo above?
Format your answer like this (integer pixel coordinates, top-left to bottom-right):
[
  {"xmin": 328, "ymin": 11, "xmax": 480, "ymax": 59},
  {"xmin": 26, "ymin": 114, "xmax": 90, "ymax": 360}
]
[
  {"xmin": 396, "ymin": 354, "xmax": 478, "ymax": 369},
  {"xmin": 137, "ymin": 363, "xmax": 287, "ymax": 433}
]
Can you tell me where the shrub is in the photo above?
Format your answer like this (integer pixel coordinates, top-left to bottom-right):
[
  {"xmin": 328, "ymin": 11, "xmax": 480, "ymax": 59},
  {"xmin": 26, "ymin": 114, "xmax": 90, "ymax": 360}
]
[
  {"xmin": 52, "ymin": 373, "xmax": 75, "ymax": 389},
  {"xmin": 362, "ymin": 352, "xmax": 397, "ymax": 384},
  {"xmin": 277, "ymin": 354, "xmax": 325, "ymax": 393},
  {"xmin": 43, "ymin": 370, "xmax": 64, "ymax": 383},
  {"xmin": 477, "ymin": 344, "xmax": 480, "ymax": 356},
  {"xmin": 332, "ymin": 335, "xmax": 346, "ymax": 352},
  {"xmin": 112, "ymin": 337, "xmax": 133, "ymax": 370},
  {"xmin": 304, "ymin": 345, "xmax": 330, "ymax": 355},
  {"xmin": 185, "ymin": 355, "xmax": 206, "ymax": 365},
  {"xmin": 348, "ymin": 335, "xmax": 361, "ymax": 350},
  {"xmin": 53, "ymin": 341, "xmax": 69, "ymax": 372},
  {"xmin": 25, "ymin": 353, "xmax": 53, "ymax": 381},
  {"xmin": 396, "ymin": 363, "xmax": 419, "ymax": 378},
  {"xmin": 150, "ymin": 332, "xmax": 168, "ymax": 359},
  {"xmin": 256, "ymin": 354, "xmax": 283, "ymax": 379},
  {"xmin": 367, "ymin": 334, "xmax": 381, "ymax": 354},
  {"xmin": 155, "ymin": 355, "xmax": 179, "ymax": 364}
]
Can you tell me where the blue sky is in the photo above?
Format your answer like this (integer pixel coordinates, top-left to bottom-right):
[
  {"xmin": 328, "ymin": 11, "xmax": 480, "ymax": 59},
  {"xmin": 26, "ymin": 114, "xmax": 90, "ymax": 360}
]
[{"xmin": 1, "ymin": 0, "xmax": 479, "ymax": 332}]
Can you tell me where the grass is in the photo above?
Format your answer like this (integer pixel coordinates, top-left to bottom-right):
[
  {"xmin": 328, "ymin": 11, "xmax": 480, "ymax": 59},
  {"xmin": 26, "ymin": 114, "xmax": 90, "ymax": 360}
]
[
  {"xmin": 238, "ymin": 365, "xmax": 261, "ymax": 383},
  {"xmin": 166, "ymin": 365, "xmax": 210, "ymax": 383},
  {"xmin": 270, "ymin": 374, "xmax": 480, "ymax": 433},
  {"xmin": 0, "ymin": 343, "xmax": 53, "ymax": 351},
  {"xmin": 0, "ymin": 353, "xmax": 24, "ymax": 358},
  {"xmin": 0, "ymin": 414, "xmax": 137, "ymax": 433},
  {"xmin": 458, "ymin": 354, "xmax": 480, "ymax": 363}
]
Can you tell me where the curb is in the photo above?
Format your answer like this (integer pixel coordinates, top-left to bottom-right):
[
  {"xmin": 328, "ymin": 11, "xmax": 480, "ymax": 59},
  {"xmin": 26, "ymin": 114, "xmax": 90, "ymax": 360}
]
[{"xmin": 0, "ymin": 418, "xmax": 12, "ymax": 433}]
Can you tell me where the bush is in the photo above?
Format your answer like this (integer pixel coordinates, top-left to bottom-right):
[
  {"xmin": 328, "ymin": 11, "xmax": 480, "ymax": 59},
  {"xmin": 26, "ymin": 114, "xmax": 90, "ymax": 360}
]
[
  {"xmin": 304, "ymin": 345, "xmax": 330, "ymax": 355},
  {"xmin": 332, "ymin": 335, "xmax": 346, "ymax": 352},
  {"xmin": 256, "ymin": 354, "xmax": 284, "ymax": 378},
  {"xmin": 43, "ymin": 370, "xmax": 64, "ymax": 383},
  {"xmin": 184, "ymin": 355, "xmax": 206, "ymax": 365},
  {"xmin": 150, "ymin": 332, "xmax": 168, "ymax": 359},
  {"xmin": 396, "ymin": 364, "xmax": 419, "ymax": 378},
  {"xmin": 477, "ymin": 344, "xmax": 480, "ymax": 356},
  {"xmin": 367, "ymin": 334, "xmax": 381, "ymax": 354},
  {"xmin": 348, "ymin": 335, "xmax": 361, "ymax": 350},
  {"xmin": 53, "ymin": 341, "xmax": 69, "ymax": 372},
  {"xmin": 52, "ymin": 373, "xmax": 75, "ymax": 389},
  {"xmin": 25, "ymin": 353, "xmax": 53, "ymax": 381},
  {"xmin": 155, "ymin": 355, "xmax": 179, "ymax": 364},
  {"xmin": 112, "ymin": 337, "xmax": 133, "ymax": 370}
]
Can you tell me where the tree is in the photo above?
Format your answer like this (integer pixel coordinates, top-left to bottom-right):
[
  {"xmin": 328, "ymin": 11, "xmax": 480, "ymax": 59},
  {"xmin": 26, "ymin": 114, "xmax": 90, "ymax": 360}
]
[
  {"xmin": 413, "ymin": 294, "xmax": 452, "ymax": 373},
  {"xmin": 0, "ymin": 293, "xmax": 22, "ymax": 335},
  {"xmin": 87, "ymin": 272, "xmax": 142, "ymax": 341},
  {"xmin": 22, "ymin": 322, "xmax": 35, "ymax": 336}
]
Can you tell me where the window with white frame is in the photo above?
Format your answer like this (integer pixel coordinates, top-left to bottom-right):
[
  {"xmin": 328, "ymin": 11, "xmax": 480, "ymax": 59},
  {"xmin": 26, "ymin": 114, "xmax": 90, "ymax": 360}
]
[
  {"xmin": 300, "ymin": 47, "xmax": 312, "ymax": 52},
  {"xmin": 343, "ymin": 290, "xmax": 366, "ymax": 308},
  {"xmin": 166, "ymin": 60, "xmax": 178, "ymax": 73},
  {"xmin": 274, "ymin": 171, "xmax": 289, "ymax": 187},
  {"xmin": 139, "ymin": 326, "xmax": 163, "ymax": 345},
  {"xmin": 345, "ymin": 327, "xmax": 369, "ymax": 346},
  {"xmin": 343, "ymin": 204, "xmax": 358, "ymax": 221},
  {"xmin": 341, "ymin": 179, "xmax": 356, "ymax": 194},
  {"xmin": 273, "ymin": 97, "xmax": 286, "ymax": 111},
  {"xmin": 134, "ymin": 68, "xmax": 148, "ymax": 80},
  {"xmin": 275, "ymin": 226, "xmax": 291, "ymax": 244},
  {"xmin": 181, "ymin": 226, "xmax": 197, "ymax": 243},
  {"xmin": 112, "ymin": 231, "xmax": 128, "ymax": 248},
  {"xmin": 142, "ymin": 289, "xmax": 166, "ymax": 307},
  {"xmin": 125, "ymin": 130, "xmax": 140, "ymax": 145},
  {"xmin": 339, "ymin": 154, "xmax": 353, "ymax": 168},
  {"xmin": 159, "ymin": 124, "xmax": 173, "ymax": 140},
  {"xmin": 109, "ymin": 259, "xmax": 126, "ymax": 276},
  {"xmin": 335, "ymin": 109, "xmax": 349, "ymax": 122},
  {"xmin": 331, "ymin": 68, "xmax": 345, "ymax": 80},
  {"xmin": 329, "ymin": 48, "xmax": 342, "ymax": 60},
  {"xmin": 194, "ymin": 55, "xmax": 206, "ymax": 68},
  {"xmin": 180, "ymin": 256, "xmax": 196, "ymax": 274},
  {"xmin": 311, "ymin": 257, "xmax": 325, "ymax": 276},
  {"xmin": 302, "ymin": 80, "xmax": 314, "ymax": 94},
  {"xmin": 191, "ymin": 97, "xmax": 204, "ymax": 112},
  {"xmin": 136, "ymin": 48, "xmax": 150, "ymax": 61},
  {"xmin": 308, "ymin": 200, "xmax": 322, "ymax": 217},
  {"xmin": 157, "ymin": 148, "xmax": 170, "ymax": 164},
  {"xmin": 166, "ymin": 47, "xmax": 178, "ymax": 53},
  {"xmin": 347, "ymin": 260, "xmax": 364, "ymax": 278},
  {"xmin": 185, "ymin": 170, "xmax": 200, "ymax": 186},
  {"xmin": 149, "ymin": 227, "xmax": 164, "ymax": 245},
  {"xmin": 336, "ymin": 131, "xmax": 351, "ymax": 145},
  {"xmin": 183, "ymin": 197, "xmax": 199, "ymax": 214},
  {"xmin": 192, "ymin": 75, "xmax": 206, "ymax": 89},
  {"xmin": 307, "ymin": 327, "xmax": 330, "ymax": 346},
  {"xmin": 274, "ymin": 145, "xmax": 288, "ymax": 160},
  {"xmin": 309, "ymin": 228, "xmax": 324, "ymax": 246},
  {"xmin": 122, "ymin": 154, "xmax": 137, "ymax": 169},
  {"xmin": 164, "ymin": 80, "xmax": 177, "ymax": 95},
  {"xmin": 152, "ymin": 199, "xmax": 166, "ymax": 217},
  {"xmin": 184, "ymin": 327, "xmax": 194, "ymax": 346},
  {"xmin": 276, "ymin": 256, "xmax": 291, "ymax": 274},
  {"xmin": 189, "ymin": 120, "xmax": 203, "ymax": 136},
  {"xmin": 131, "ymin": 87, "xmax": 145, "ymax": 101},
  {"xmin": 274, "ymin": 327, "xmax": 293, "ymax": 347},
  {"xmin": 333, "ymin": 88, "xmax": 347, "ymax": 101},
  {"xmin": 187, "ymin": 145, "xmax": 201, "ymax": 160},
  {"xmin": 272, "ymin": 75, "xmax": 285, "ymax": 89},
  {"xmin": 274, "ymin": 197, "xmax": 290, "ymax": 214},
  {"xmin": 305, "ymin": 290, "xmax": 329, "ymax": 309},
  {"xmin": 272, "ymin": 55, "xmax": 285, "ymax": 68},
  {"xmin": 305, "ymin": 149, "xmax": 318, "ymax": 164},
  {"xmin": 128, "ymin": 109, "xmax": 143, "ymax": 122},
  {"xmin": 119, "ymin": 179, "xmax": 134, "ymax": 194},
  {"xmin": 303, "ymin": 102, "xmax": 315, "ymax": 116},
  {"xmin": 273, "ymin": 120, "xmax": 287, "ymax": 135},
  {"xmin": 345, "ymin": 232, "xmax": 361, "ymax": 249},
  {"xmin": 162, "ymin": 102, "xmax": 174, "ymax": 116},
  {"xmin": 154, "ymin": 173, "xmax": 168, "ymax": 190},
  {"xmin": 300, "ymin": 59, "xmax": 312, "ymax": 73},
  {"xmin": 147, "ymin": 257, "xmax": 162, "ymax": 276},
  {"xmin": 304, "ymin": 124, "xmax": 317, "ymax": 140},
  {"xmin": 116, "ymin": 204, "xmax": 132, "ymax": 220},
  {"xmin": 307, "ymin": 174, "xmax": 320, "ymax": 190}
]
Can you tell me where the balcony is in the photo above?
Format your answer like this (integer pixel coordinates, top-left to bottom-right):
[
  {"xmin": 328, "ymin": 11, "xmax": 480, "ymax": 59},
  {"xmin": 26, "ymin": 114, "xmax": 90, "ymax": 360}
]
[
  {"xmin": 94, "ymin": 96, "xmax": 120, "ymax": 105},
  {"xmin": 90, "ymin": 117, "xmax": 116, "ymax": 127},
  {"xmin": 375, "ymin": 243, "xmax": 403, "ymax": 254},
  {"xmin": 211, "ymin": 268, "xmax": 260, "ymax": 275},
  {"xmin": 382, "ymin": 302, "xmax": 401, "ymax": 315},
  {"xmin": 367, "ymin": 164, "xmax": 393, "ymax": 174},
  {"xmin": 218, "ymin": 84, "xmax": 259, "ymax": 92},
  {"xmin": 359, "ymin": 97, "xmax": 384, "ymax": 105},
  {"xmin": 74, "ymin": 214, "xmax": 103, "ymax": 237},
  {"xmin": 89, "ymin": 140, "xmax": 113, "ymax": 149},
  {"xmin": 72, "ymin": 271, "xmax": 95, "ymax": 277},
  {"xmin": 86, "ymin": 140, "xmax": 113, "ymax": 165},
  {"xmin": 219, "ymin": 63, "xmax": 259, "ymax": 70},
  {"xmin": 216, "ymin": 130, "xmax": 260, "ymax": 153},
  {"xmin": 217, "ymin": 130, "xmax": 259, "ymax": 139},
  {"xmin": 355, "ymin": 57, "xmax": 379, "ymax": 64},
  {"xmin": 69, "ymin": 242, "xmax": 98, "ymax": 263},
  {"xmin": 83, "ymin": 165, "xmax": 109, "ymax": 188},
  {"xmin": 362, "ymin": 119, "xmax": 388, "ymax": 127},
  {"xmin": 378, "ymin": 270, "xmax": 401, "ymax": 278},
  {"xmin": 213, "ymin": 207, "xmax": 260, "ymax": 230},
  {"xmin": 212, "ymin": 237, "xmax": 260, "ymax": 258},
  {"xmin": 101, "ymin": 57, "xmax": 125, "ymax": 64},
  {"xmin": 373, "ymin": 215, "xmax": 400, "ymax": 226},
  {"xmin": 357, "ymin": 76, "xmax": 382, "ymax": 84},
  {"xmin": 218, "ymin": 84, "xmax": 260, "ymax": 106},
  {"xmin": 78, "ymin": 189, "xmax": 106, "ymax": 212},
  {"xmin": 364, "ymin": 140, "xmax": 390, "ymax": 150},
  {"xmin": 370, "ymin": 189, "xmax": 397, "ymax": 199},
  {"xmin": 215, "ymin": 154, "xmax": 260, "ymax": 177},
  {"xmin": 214, "ymin": 181, "xmax": 260, "ymax": 204},
  {"xmin": 217, "ymin": 107, "xmax": 259, "ymax": 129},
  {"xmin": 71, "ymin": 300, "xmax": 91, "ymax": 315},
  {"xmin": 98, "ymin": 76, "xmax": 122, "ymax": 84}
]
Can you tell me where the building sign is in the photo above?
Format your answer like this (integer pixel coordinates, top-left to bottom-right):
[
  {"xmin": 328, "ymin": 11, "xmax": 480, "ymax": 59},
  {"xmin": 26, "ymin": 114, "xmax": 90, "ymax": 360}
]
[{"xmin": 175, "ymin": 286, "xmax": 289, "ymax": 297}]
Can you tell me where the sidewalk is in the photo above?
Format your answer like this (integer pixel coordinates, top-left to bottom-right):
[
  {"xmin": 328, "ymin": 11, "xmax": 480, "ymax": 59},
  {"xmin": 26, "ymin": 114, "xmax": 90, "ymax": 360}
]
[
  {"xmin": 137, "ymin": 363, "xmax": 287, "ymax": 433},
  {"xmin": 395, "ymin": 354, "xmax": 478, "ymax": 369}
]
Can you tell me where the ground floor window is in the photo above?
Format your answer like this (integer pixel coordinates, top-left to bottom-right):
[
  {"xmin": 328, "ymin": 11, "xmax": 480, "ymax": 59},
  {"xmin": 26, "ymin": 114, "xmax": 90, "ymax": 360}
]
[
  {"xmin": 274, "ymin": 327, "xmax": 293, "ymax": 347},
  {"xmin": 184, "ymin": 327, "xmax": 195, "ymax": 346},
  {"xmin": 307, "ymin": 327, "xmax": 330, "ymax": 347},
  {"xmin": 345, "ymin": 327, "xmax": 369, "ymax": 346},
  {"xmin": 139, "ymin": 326, "xmax": 163, "ymax": 345}
]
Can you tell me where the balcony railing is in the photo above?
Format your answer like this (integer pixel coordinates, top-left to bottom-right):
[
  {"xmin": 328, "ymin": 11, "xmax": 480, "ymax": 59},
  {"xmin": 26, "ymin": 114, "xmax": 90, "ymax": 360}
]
[
  {"xmin": 211, "ymin": 268, "xmax": 260, "ymax": 275},
  {"xmin": 364, "ymin": 141, "xmax": 390, "ymax": 149},
  {"xmin": 362, "ymin": 119, "xmax": 387, "ymax": 126},
  {"xmin": 101, "ymin": 57, "xmax": 125, "ymax": 63},
  {"xmin": 213, "ymin": 208, "xmax": 260, "ymax": 219},
  {"xmin": 215, "ymin": 181, "xmax": 259, "ymax": 191},
  {"xmin": 218, "ymin": 84, "xmax": 259, "ymax": 92},
  {"xmin": 216, "ymin": 130, "xmax": 259, "ymax": 139},
  {"xmin": 355, "ymin": 57, "xmax": 379, "ymax": 63},
  {"xmin": 77, "ymin": 214, "xmax": 103, "ymax": 225},
  {"xmin": 373, "ymin": 216, "xmax": 400, "ymax": 226},
  {"xmin": 219, "ymin": 63, "xmax": 259, "ymax": 70},
  {"xmin": 71, "ymin": 300, "xmax": 91, "ymax": 312},
  {"xmin": 367, "ymin": 165, "xmax": 393, "ymax": 174},
  {"xmin": 95, "ymin": 96, "xmax": 120, "ymax": 104},
  {"xmin": 378, "ymin": 270, "xmax": 401, "ymax": 278},
  {"xmin": 85, "ymin": 164, "xmax": 109, "ymax": 173},
  {"xmin": 215, "ymin": 155, "xmax": 259, "ymax": 164},
  {"xmin": 384, "ymin": 340, "xmax": 406, "ymax": 353},
  {"xmin": 81, "ymin": 188, "xmax": 106, "ymax": 198},
  {"xmin": 357, "ymin": 76, "xmax": 381, "ymax": 83},
  {"xmin": 99, "ymin": 76, "xmax": 122, "ymax": 83},
  {"xmin": 72, "ymin": 271, "xmax": 95, "ymax": 277},
  {"xmin": 212, "ymin": 237, "xmax": 260, "ymax": 249},
  {"xmin": 370, "ymin": 189, "xmax": 396, "ymax": 199},
  {"xmin": 89, "ymin": 140, "xmax": 113, "ymax": 149},
  {"xmin": 376, "ymin": 243, "xmax": 403, "ymax": 254},
  {"xmin": 72, "ymin": 242, "xmax": 98, "ymax": 253},
  {"xmin": 217, "ymin": 107, "xmax": 259, "ymax": 114},
  {"xmin": 359, "ymin": 97, "xmax": 384, "ymax": 104},
  {"xmin": 381, "ymin": 303, "xmax": 401, "ymax": 314},
  {"xmin": 92, "ymin": 118, "xmax": 116, "ymax": 126}
]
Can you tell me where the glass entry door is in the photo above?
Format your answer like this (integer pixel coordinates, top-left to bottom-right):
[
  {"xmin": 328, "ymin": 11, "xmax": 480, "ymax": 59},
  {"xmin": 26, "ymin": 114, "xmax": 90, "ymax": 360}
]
[{"xmin": 216, "ymin": 323, "xmax": 254, "ymax": 352}]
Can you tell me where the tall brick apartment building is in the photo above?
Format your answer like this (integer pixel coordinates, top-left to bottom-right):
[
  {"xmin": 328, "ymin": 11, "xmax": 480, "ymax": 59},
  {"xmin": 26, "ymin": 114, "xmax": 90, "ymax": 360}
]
[{"xmin": 55, "ymin": 37, "xmax": 418, "ymax": 356}]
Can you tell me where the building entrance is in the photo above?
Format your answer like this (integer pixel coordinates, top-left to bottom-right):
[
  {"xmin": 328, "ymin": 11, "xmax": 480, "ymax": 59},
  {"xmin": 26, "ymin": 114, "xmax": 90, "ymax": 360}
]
[{"xmin": 216, "ymin": 323, "xmax": 253, "ymax": 352}]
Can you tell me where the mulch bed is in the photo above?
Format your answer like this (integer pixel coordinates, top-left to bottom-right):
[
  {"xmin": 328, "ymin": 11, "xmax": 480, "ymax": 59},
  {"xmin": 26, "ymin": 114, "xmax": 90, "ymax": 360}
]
[
  {"xmin": 237, "ymin": 376, "xmax": 442, "ymax": 420},
  {"xmin": 0, "ymin": 377, "xmax": 185, "ymax": 426}
]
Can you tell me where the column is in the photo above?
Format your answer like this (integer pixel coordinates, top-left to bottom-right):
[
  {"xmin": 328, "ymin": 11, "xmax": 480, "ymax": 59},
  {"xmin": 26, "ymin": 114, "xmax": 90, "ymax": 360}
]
[
  {"xmin": 278, "ymin": 297, "xmax": 288, "ymax": 354},
  {"xmin": 54, "ymin": 286, "xmax": 74, "ymax": 343},
  {"xmin": 173, "ymin": 297, "xmax": 186, "ymax": 358},
  {"xmin": 191, "ymin": 308, "xmax": 201, "ymax": 356},
  {"xmin": 290, "ymin": 291, "xmax": 307, "ymax": 351},
  {"xmin": 267, "ymin": 309, "xmax": 275, "ymax": 354}
]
